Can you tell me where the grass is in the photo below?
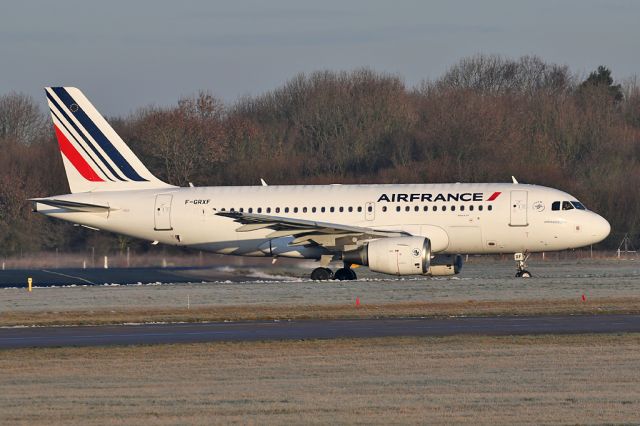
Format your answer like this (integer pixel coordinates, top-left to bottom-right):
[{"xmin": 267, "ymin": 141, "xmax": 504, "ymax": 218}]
[
  {"xmin": 1, "ymin": 334, "xmax": 639, "ymax": 424},
  {"xmin": 1, "ymin": 296, "xmax": 639, "ymax": 327}
]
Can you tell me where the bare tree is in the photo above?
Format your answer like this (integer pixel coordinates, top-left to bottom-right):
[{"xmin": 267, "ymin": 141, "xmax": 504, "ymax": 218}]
[{"xmin": 0, "ymin": 93, "xmax": 47, "ymax": 145}]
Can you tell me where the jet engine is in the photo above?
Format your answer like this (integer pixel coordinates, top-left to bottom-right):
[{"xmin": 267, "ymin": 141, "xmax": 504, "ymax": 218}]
[
  {"xmin": 428, "ymin": 254, "xmax": 463, "ymax": 276},
  {"xmin": 343, "ymin": 237, "xmax": 464, "ymax": 276},
  {"xmin": 343, "ymin": 236, "xmax": 431, "ymax": 275}
]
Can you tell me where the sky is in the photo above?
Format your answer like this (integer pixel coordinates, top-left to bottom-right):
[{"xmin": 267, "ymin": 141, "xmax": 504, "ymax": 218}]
[{"xmin": 1, "ymin": 0, "xmax": 639, "ymax": 116}]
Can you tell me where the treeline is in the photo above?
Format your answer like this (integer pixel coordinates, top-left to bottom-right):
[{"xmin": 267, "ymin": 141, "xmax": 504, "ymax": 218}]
[{"xmin": 1, "ymin": 54, "xmax": 639, "ymax": 255}]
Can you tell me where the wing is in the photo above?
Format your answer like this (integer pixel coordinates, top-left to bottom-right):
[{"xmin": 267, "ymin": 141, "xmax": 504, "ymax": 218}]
[{"xmin": 216, "ymin": 211, "xmax": 409, "ymax": 251}]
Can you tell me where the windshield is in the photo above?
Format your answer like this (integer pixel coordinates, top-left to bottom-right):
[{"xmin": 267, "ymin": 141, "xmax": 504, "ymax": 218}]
[
  {"xmin": 571, "ymin": 201, "xmax": 586, "ymax": 210},
  {"xmin": 552, "ymin": 200, "xmax": 587, "ymax": 211}
]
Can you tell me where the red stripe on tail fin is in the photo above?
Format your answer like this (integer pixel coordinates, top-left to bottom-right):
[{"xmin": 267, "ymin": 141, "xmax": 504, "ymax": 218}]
[
  {"xmin": 54, "ymin": 125, "xmax": 103, "ymax": 182},
  {"xmin": 487, "ymin": 191, "xmax": 501, "ymax": 201}
]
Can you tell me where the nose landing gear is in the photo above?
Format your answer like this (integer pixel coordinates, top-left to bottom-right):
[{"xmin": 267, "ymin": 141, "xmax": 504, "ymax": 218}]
[{"xmin": 514, "ymin": 252, "xmax": 532, "ymax": 278}]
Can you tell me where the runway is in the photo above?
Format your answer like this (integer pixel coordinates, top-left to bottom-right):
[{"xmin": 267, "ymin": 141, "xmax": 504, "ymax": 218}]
[
  {"xmin": 0, "ymin": 266, "xmax": 269, "ymax": 288},
  {"xmin": 2, "ymin": 314, "xmax": 639, "ymax": 349}
]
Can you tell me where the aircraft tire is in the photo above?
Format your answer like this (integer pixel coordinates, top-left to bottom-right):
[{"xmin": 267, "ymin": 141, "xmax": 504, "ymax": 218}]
[
  {"xmin": 334, "ymin": 268, "xmax": 357, "ymax": 281},
  {"xmin": 311, "ymin": 267, "xmax": 333, "ymax": 281}
]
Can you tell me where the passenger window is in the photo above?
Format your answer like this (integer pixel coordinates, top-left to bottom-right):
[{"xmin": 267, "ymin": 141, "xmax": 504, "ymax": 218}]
[
  {"xmin": 293, "ymin": 207, "xmax": 298, "ymax": 213},
  {"xmin": 460, "ymin": 205, "xmax": 465, "ymax": 211},
  {"xmin": 248, "ymin": 208, "xmax": 253, "ymax": 213},
  {"xmin": 257, "ymin": 207, "xmax": 262, "ymax": 213},
  {"xmin": 442, "ymin": 206, "xmax": 447, "ymax": 211},
  {"xmin": 451, "ymin": 206, "xmax": 456, "ymax": 211},
  {"xmin": 339, "ymin": 207, "xmax": 344, "ymax": 212},
  {"xmin": 312, "ymin": 207, "xmax": 316, "ymax": 213},
  {"xmin": 266, "ymin": 207, "xmax": 271, "ymax": 213},
  {"xmin": 478, "ymin": 205, "xmax": 483, "ymax": 211},
  {"xmin": 433, "ymin": 206, "xmax": 438, "ymax": 212},
  {"xmin": 357, "ymin": 206, "xmax": 362, "ymax": 212},
  {"xmin": 423, "ymin": 206, "xmax": 428, "ymax": 211},
  {"xmin": 367, "ymin": 206, "xmax": 373, "ymax": 212},
  {"xmin": 469, "ymin": 205, "xmax": 474, "ymax": 211},
  {"xmin": 382, "ymin": 206, "xmax": 387, "ymax": 212},
  {"xmin": 239, "ymin": 208, "xmax": 244, "ymax": 212},
  {"xmin": 405, "ymin": 206, "xmax": 410, "ymax": 212},
  {"xmin": 321, "ymin": 207, "xmax": 326, "ymax": 213},
  {"xmin": 275, "ymin": 207, "xmax": 280, "ymax": 213},
  {"xmin": 230, "ymin": 208, "xmax": 235, "ymax": 212},
  {"xmin": 552, "ymin": 201, "xmax": 560, "ymax": 211},
  {"xmin": 396, "ymin": 206, "xmax": 401, "ymax": 212},
  {"xmin": 414, "ymin": 206, "xmax": 419, "ymax": 212},
  {"xmin": 330, "ymin": 207, "xmax": 335, "ymax": 213},
  {"xmin": 303, "ymin": 207, "xmax": 308, "ymax": 213},
  {"xmin": 221, "ymin": 208, "xmax": 226, "ymax": 212},
  {"xmin": 348, "ymin": 207, "xmax": 353, "ymax": 212},
  {"xmin": 488, "ymin": 205, "xmax": 492, "ymax": 211},
  {"xmin": 284, "ymin": 207, "xmax": 289, "ymax": 213},
  {"xmin": 562, "ymin": 201, "xmax": 574, "ymax": 210}
]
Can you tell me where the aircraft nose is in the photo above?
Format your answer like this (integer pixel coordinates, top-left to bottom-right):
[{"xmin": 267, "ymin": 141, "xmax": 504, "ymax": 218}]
[{"xmin": 590, "ymin": 213, "xmax": 611, "ymax": 243}]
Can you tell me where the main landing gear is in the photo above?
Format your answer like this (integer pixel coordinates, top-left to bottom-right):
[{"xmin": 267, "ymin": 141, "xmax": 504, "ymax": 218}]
[
  {"xmin": 310, "ymin": 263, "xmax": 357, "ymax": 281},
  {"xmin": 310, "ymin": 267, "xmax": 333, "ymax": 281},
  {"xmin": 514, "ymin": 252, "xmax": 532, "ymax": 278}
]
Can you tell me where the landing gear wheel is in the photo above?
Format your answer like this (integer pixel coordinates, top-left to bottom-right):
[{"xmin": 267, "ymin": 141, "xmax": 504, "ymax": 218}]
[
  {"xmin": 334, "ymin": 268, "xmax": 357, "ymax": 281},
  {"xmin": 310, "ymin": 267, "xmax": 333, "ymax": 281},
  {"xmin": 514, "ymin": 252, "xmax": 532, "ymax": 278}
]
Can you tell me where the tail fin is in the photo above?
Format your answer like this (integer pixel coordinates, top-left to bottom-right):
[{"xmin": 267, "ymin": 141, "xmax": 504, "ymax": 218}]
[{"xmin": 45, "ymin": 87, "xmax": 174, "ymax": 193}]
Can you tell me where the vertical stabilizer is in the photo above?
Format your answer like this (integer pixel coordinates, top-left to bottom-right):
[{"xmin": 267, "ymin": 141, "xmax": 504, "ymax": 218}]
[{"xmin": 45, "ymin": 87, "xmax": 174, "ymax": 193}]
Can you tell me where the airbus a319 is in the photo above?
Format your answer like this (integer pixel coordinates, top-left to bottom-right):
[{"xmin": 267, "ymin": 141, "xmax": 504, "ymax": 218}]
[{"xmin": 32, "ymin": 87, "xmax": 611, "ymax": 280}]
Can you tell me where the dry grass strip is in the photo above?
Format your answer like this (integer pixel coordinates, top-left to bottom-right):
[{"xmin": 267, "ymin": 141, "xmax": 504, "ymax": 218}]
[
  {"xmin": 2, "ymin": 296, "xmax": 639, "ymax": 327},
  {"xmin": 1, "ymin": 334, "xmax": 639, "ymax": 425}
]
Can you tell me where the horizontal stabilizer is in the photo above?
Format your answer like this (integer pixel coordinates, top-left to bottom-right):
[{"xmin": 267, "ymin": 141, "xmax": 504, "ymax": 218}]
[{"xmin": 30, "ymin": 198, "xmax": 111, "ymax": 212}]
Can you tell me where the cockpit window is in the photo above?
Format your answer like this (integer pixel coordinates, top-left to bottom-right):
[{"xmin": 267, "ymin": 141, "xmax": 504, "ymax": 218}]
[
  {"xmin": 571, "ymin": 201, "xmax": 586, "ymax": 210},
  {"xmin": 552, "ymin": 201, "xmax": 560, "ymax": 211},
  {"xmin": 562, "ymin": 201, "xmax": 574, "ymax": 210}
]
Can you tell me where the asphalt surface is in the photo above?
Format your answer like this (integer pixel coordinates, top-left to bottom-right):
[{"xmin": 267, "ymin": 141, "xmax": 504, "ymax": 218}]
[
  {"xmin": 1, "ymin": 314, "xmax": 639, "ymax": 349},
  {"xmin": 0, "ymin": 267, "xmax": 266, "ymax": 287}
]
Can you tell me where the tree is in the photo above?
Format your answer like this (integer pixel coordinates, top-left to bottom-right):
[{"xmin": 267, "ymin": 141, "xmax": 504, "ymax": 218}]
[
  {"xmin": 0, "ymin": 93, "xmax": 47, "ymax": 145},
  {"xmin": 580, "ymin": 66, "xmax": 623, "ymax": 102}
]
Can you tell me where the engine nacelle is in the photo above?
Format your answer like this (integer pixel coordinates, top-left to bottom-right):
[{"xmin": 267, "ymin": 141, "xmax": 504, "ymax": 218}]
[
  {"xmin": 427, "ymin": 254, "xmax": 463, "ymax": 276},
  {"xmin": 343, "ymin": 236, "xmax": 431, "ymax": 276}
]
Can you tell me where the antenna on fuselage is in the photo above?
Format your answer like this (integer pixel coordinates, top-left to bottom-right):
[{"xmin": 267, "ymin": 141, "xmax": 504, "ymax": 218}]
[{"xmin": 511, "ymin": 176, "xmax": 519, "ymax": 184}]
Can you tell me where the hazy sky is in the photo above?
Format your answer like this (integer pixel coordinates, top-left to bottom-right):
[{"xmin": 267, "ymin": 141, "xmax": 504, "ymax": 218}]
[{"xmin": 1, "ymin": 0, "xmax": 638, "ymax": 115}]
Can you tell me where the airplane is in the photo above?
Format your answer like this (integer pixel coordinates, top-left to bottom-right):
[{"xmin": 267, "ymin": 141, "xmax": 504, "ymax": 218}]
[{"xmin": 32, "ymin": 87, "xmax": 611, "ymax": 280}]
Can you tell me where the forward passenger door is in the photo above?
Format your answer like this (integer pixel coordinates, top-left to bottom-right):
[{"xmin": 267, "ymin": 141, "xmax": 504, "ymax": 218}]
[{"xmin": 509, "ymin": 190, "xmax": 528, "ymax": 226}]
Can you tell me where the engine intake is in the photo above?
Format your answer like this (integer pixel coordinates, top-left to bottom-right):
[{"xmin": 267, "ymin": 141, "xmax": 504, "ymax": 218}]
[{"xmin": 343, "ymin": 236, "xmax": 431, "ymax": 276}]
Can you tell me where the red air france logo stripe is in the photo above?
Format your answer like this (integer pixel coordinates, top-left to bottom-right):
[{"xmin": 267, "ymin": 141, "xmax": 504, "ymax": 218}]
[
  {"xmin": 54, "ymin": 125, "xmax": 104, "ymax": 182},
  {"xmin": 487, "ymin": 191, "xmax": 501, "ymax": 201}
]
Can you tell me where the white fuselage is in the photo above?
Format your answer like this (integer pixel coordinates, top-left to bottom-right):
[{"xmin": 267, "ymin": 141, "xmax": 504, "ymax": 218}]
[{"xmin": 36, "ymin": 183, "xmax": 611, "ymax": 258}]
